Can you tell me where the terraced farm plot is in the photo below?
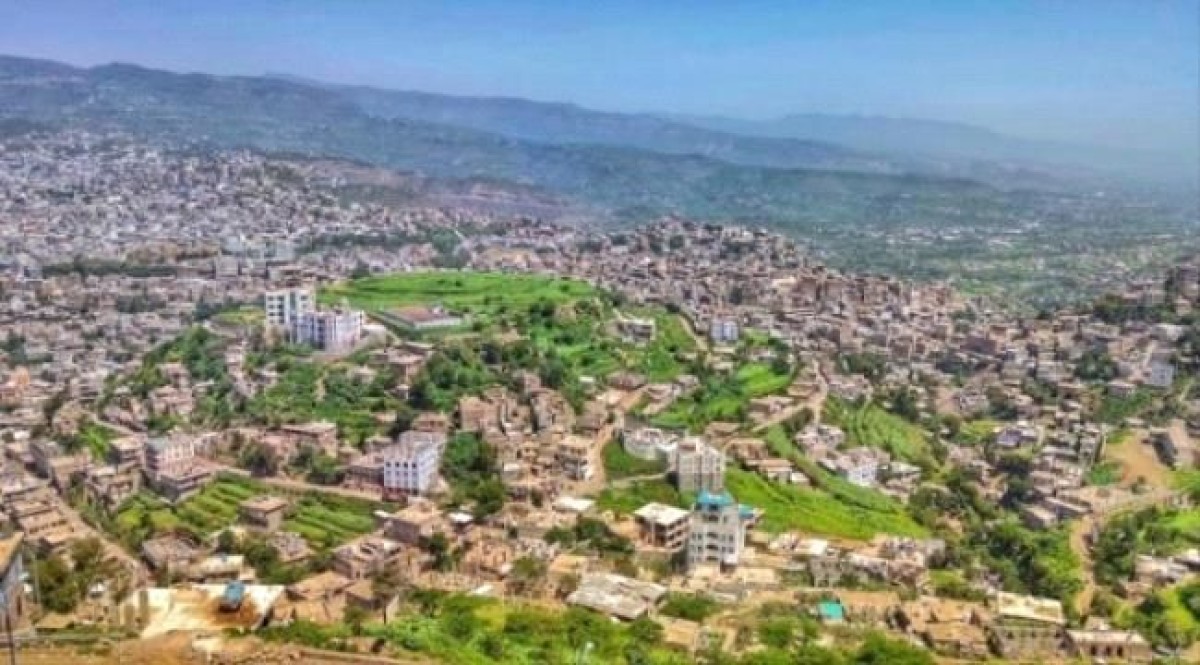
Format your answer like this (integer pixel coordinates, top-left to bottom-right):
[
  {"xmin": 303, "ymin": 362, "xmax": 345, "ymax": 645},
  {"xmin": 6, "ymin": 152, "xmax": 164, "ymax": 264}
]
[
  {"xmin": 823, "ymin": 397, "xmax": 931, "ymax": 463},
  {"xmin": 650, "ymin": 363, "xmax": 791, "ymax": 432},
  {"xmin": 112, "ymin": 476, "xmax": 381, "ymax": 549},
  {"xmin": 726, "ymin": 468, "xmax": 926, "ymax": 540}
]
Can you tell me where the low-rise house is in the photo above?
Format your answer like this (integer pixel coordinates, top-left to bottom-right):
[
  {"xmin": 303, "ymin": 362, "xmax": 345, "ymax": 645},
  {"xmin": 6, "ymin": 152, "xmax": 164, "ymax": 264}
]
[
  {"xmin": 270, "ymin": 531, "xmax": 312, "ymax": 565},
  {"xmin": 1152, "ymin": 423, "xmax": 1197, "ymax": 469},
  {"xmin": 897, "ymin": 596, "xmax": 990, "ymax": 660},
  {"xmin": 108, "ymin": 436, "xmax": 145, "ymax": 466},
  {"xmin": 1066, "ymin": 630, "xmax": 1152, "ymax": 663},
  {"xmin": 555, "ymin": 435, "xmax": 594, "ymax": 481},
  {"xmin": 141, "ymin": 534, "xmax": 202, "ymax": 572},
  {"xmin": 820, "ymin": 447, "xmax": 887, "ymax": 488},
  {"xmin": 633, "ymin": 502, "xmax": 690, "ymax": 551},
  {"xmin": 280, "ymin": 422, "xmax": 339, "ymax": 458},
  {"xmin": 623, "ymin": 427, "xmax": 676, "ymax": 461},
  {"xmin": 239, "ymin": 495, "xmax": 289, "ymax": 531},
  {"xmin": 835, "ymin": 590, "xmax": 901, "ymax": 626},
  {"xmin": 382, "ymin": 500, "xmax": 443, "ymax": 546},
  {"xmin": 332, "ymin": 536, "xmax": 403, "ymax": 579},
  {"xmin": 988, "ymin": 592, "xmax": 1066, "ymax": 660},
  {"xmin": 82, "ymin": 463, "xmax": 142, "ymax": 510},
  {"xmin": 566, "ymin": 572, "xmax": 666, "ymax": 620}
]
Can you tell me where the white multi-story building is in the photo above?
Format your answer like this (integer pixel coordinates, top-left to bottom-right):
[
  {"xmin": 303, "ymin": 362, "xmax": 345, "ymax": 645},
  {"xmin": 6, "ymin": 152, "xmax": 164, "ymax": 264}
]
[
  {"xmin": 672, "ymin": 437, "xmax": 725, "ymax": 493},
  {"xmin": 709, "ymin": 318, "xmax": 740, "ymax": 344},
  {"xmin": 144, "ymin": 435, "xmax": 197, "ymax": 478},
  {"xmin": 622, "ymin": 427, "xmax": 676, "ymax": 461},
  {"xmin": 819, "ymin": 447, "xmax": 886, "ymax": 488},
  {"xmin": 264, "ymin": 287, "xmax": 315, "ymax": 329},
  {"xmin": 291, "ymin": 308, "xmax": 363, "ymax": 353},
  {"xmin": 687, "ymin": 490, "xmax": 751, "ymax": 569},
  {"xmin": 382, "ymin": 436, "xmax": 441, "ymax": 499}
]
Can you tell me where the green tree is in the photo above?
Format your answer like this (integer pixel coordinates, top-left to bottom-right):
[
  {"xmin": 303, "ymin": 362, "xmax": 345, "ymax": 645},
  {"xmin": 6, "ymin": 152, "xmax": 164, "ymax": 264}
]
[{"xmin": 853, "ymin": 633, "xmax": 934, "ymax": 665}]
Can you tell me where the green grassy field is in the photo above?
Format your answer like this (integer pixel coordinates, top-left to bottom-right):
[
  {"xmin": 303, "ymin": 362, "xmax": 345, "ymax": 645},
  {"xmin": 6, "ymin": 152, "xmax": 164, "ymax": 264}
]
[
  {"xmin": 594, "ymin": 479, "xmax": 689, "ymax": 515},
  {"xmin": 112, "ymin": 475, "xmax": 381, "ymax": 549},
  {"xmin": 326, "ymin": 272, "xmax": 693, "ymax": 386},
  {"xmin": 726, "ymin": 468, "xmax": 926, "ymax": 540},
  {"xmin": 823, "ymin": 397, "xmax": 931, "ymax": 463},
  {"xmin": 650, "ymin": 363, "xmax": 791, "ymax": 432},
  {"xmin": 602, "ymin": 440, "xmax": 667, "ymax": 480},
  {"xmin": 322, "ymin": 272, "xmax": 597, "ymax": 314},
  {"xmin": 955, "ymin": 418, "xmax": 997, "ymax": 446}
]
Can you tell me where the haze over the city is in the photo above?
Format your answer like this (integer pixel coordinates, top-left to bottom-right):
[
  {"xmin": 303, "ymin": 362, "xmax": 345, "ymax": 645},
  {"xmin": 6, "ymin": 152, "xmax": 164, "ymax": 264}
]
[{"xmin": 4, "ymin": 0, "xmax": 1198, "ymax": 166}]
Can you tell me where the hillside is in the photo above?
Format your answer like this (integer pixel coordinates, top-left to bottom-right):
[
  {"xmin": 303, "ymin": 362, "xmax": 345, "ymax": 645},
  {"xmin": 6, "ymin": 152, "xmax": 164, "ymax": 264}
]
[{"xmin": 0, "ymin": 55, "xmax": 1003, "ymax": 228}]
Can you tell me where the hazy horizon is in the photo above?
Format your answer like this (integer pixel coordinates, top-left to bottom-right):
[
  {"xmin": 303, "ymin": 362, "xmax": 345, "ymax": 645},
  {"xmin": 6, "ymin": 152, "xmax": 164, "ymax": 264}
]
[{"xmin": 3, "ymin": 1, "xmax": 1198, "ymax": 163}]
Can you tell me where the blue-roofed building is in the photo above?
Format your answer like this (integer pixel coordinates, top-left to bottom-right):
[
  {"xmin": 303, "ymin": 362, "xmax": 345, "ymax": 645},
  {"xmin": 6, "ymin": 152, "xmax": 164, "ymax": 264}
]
[
  {"xmin": 687, "ymin": 490, "xmax": 753, "ymax": 570},
  {"xmin": 817, "ymin": 599, "xmax": 845, "ymax": 624}
]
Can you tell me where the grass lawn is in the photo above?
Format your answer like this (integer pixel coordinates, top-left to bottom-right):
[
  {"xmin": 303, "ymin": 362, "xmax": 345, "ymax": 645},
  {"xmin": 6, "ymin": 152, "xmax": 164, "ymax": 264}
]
[
  {"xmin": 594, "ymin": 479, "xmax": 689, "ymax": 515},
  {"xmin": 321, "ymin": 272, "xmax": 597, "ymax": 315},
  {"xmin": 213, "ymin": 306, "xmax": 264, "ymax": 326},
  {"xmin": 823, "ymin": 397, "xmax": 931, "ymax": 463},
  {"xmin": 602, "ymin": 440, "xmax": 667, "ymax": 480},
  {"xmin": 726, "ymin": 468, "xmax": 926, "ymax": 540}
]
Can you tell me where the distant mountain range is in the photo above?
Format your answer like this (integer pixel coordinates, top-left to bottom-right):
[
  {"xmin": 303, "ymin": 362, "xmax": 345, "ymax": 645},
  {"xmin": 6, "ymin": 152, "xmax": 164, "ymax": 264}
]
[
  {"xmin": 0, "ymin": 54, "xmax": 1188, "ymax": 234},
  {"xmin": 674, "ymin": 113, "xmax": 1192, "ymax": 190}
]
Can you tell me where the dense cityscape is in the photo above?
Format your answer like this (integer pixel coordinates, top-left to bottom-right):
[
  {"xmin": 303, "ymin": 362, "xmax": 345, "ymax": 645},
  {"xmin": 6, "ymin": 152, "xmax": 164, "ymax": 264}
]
[{"xmin": 0, "ymin": 127, "xmax": 1195, "ymax": 664}]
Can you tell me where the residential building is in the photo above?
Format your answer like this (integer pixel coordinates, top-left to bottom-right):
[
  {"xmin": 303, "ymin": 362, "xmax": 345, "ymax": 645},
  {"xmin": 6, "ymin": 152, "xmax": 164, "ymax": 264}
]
[
  {"xmin": 144, "ymin": 435, "xmax": 198, "ymax": 479},
  {"xmin": 556, "ymin": 435, "xmax": 594, "ymax": 481},
  {"xmin": 1066, "ymin": 630, "xmax": 1152, "ymax": 664},
  {"xmin": 687, "ymin": 491, "xmax": 752, "ymax": 569},
  {"xmin": 622, "ymin": 427, "xmax": 676, "ymax": 461},
  {"xmin": 672, "ymin": 437, "xmax": 725, "ymax": 493},
  {"xmin": 382, "ymin": 437, "xmax": 440, "ymax": 499},
  {"xmin": 567, "ymin": 573, "xmax": 667, "ymax": 620},
  {"xmin": 633, "ymin": 502, "xmax": 690, "ymax": 551},
  {"xmin": 989, "ymin": 592, "xmax": 1066, "ymax": 659},
  {"xmin": 239, "ymin": 495, "xmax": 290, "ymax": 531},
  {"xmin": 332, "ymin": 536, "xmax": 403, "ymax": 579},
  {"xmin": 264, "ymin": 287, "xmax": 314, "ymax": 329},
  {"xmin": 820, "ymin": 447, "xmax": 886, "ymax": 488},
  {"xmin": 291, "ymin": 307, "xmax": 363, "ymax": 352},
  {"xmin": 709, "ymin": 318, "xmax": 739, "ymax": 344}
]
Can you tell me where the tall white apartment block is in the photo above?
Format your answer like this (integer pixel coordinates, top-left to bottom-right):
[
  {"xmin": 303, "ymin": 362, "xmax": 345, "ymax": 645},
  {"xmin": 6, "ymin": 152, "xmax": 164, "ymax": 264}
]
[
  {"xmin": 291, "ymin": 309, "xmax": 364, "ymax": 353},
  {"xmin": 382, "ymin": 437, "xmax": 441, "ymax": 499},
  {"xmin": 672, "ymin": 437, "xmax": 725, "ymax": 493},
  {"xmin": 264, "ymin": 287, "xmax": 315, "ymax": 329},
  {"xmin": 687, "ymin": 490, "xmax": 750, "ymax": 569}
]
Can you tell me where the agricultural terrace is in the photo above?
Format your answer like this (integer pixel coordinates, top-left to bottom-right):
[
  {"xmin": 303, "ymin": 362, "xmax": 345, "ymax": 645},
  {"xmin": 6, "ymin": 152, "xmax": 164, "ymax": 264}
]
[
  {"xmin": 725, "ymin": 468, "xmax": 926, "ymax": 540},
  {"xmin": 823, "ymin": 397, "xmax": 933, "ymax": 464},
  {"xmin": 107, "ymin": 475, "xmax": 382, "ymax": 551},
  {"xmin": 650, "ymin": 362, "xmax": 792, "ymax": 432}
]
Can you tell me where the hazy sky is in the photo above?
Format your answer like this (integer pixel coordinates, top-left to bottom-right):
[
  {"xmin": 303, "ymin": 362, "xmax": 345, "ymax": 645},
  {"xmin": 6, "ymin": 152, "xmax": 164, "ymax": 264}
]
[{"xmin": 3, "ymin": 0, "xmax": 1198, "ymax": 157}]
